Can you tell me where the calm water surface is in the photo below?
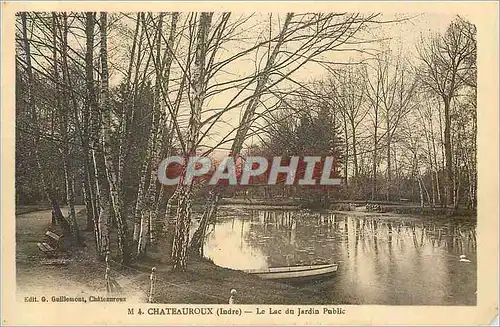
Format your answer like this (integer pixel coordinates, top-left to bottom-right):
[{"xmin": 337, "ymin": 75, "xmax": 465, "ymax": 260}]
[{"xmin": 201, "ymin": 208, "xmax": 477, "ymax": 305}]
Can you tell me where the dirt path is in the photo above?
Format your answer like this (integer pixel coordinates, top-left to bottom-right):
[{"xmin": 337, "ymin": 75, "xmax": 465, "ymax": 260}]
[{"xmin": 15, "ymin": 207, "xmax": 147, "ymax": 302}]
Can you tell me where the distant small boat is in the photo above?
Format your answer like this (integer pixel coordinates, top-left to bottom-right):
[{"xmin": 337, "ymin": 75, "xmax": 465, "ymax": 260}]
[
  {"xmin": 244, "ymin": 263, "xmax": 338, "ymax": 282},
  {"xmin": 459, "ymin": 254, "xmax": 472, "ymax": 263}
]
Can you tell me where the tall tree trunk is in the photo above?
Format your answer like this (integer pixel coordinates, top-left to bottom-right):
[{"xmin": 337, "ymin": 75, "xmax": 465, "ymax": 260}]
[
  {"xmin": 85, "ymin": 12, "xmax": 103, "ymax": 255},
  {"xmin": 189, "ymin": 13, "xmax": 294, "ymax": 258},
  {"xmin": 342, "ymin": 118, "xmax": 349, "ymax": 188},
  {"xmin": 415, "ymin": 165, "xmax": 424, "ymax": 208},
  {"xmin": 421, "ymin": 175, "xmax": 431, "ymax": 206},
  {"xmin": 437, "ymin": 103, "xmax": 446, "ymax": 207},
  {"xmin": 21, "ymin": 12, "xmax": 69, "ymax": 232},
  {"xmin": 133, "ymin": 161, "xmax": 149, "ymax": 245},
  {"xmin": 470, "ymin": 91, "xmax": 477, "ymax": 210},
  {"xmin": 171, "ymin": 183, "xmax": 194, "ymax": 271},
  {"xmin": 49, "ymin": 13, "xmax": 67, "ymax": 227},
  {"xmin": 136, "ymin": 12, "xmax": 180, "ymax": 256},
  {"xmin": 468, "ymin": 168, "xmax": 476, "ymax": 210},
  {"xmin": 118, "ymin": 13, "xmax": 141, "ymax": 202},
  {"xmin": 82, "ymin": 156, "xmax": 95, "ymax": 232},
  {"xmin": 453, "ymin": 155, "xmax": 461, "ymax": 210},
  {"xmin": 426, "ymin": 136, "xmax": 436, "ymax": 207},
  {"xmin": 189, "ymin": 191, "xmax": 219, "ymax": 256},
  {"xmin": 59, "ymin": 12, "xmax": 80, "ymax": 243},
  {"xmin": 386, "ymin": 132, "xmax": 392, "ymax": 201},
  {"xmin": 81, "ymin": 178, "xmax": 94, "ymax": 230},
  {"xmin": 443, "ymin": 97, "xmax": 453, "ymax": 207},
  {"xmin": 130, "ymin": 14, "xmax": 145, "ymax": 245},
  {"xmin": 372, "ymin": 111, "xmax": 378, "ymax": 201},
  {"xmin": 350, "ymin": 120, "xmax": 358, "ymax": 180},
  {"xmin": 133, "ymin": 14, "xmax": 157, "ymax": 248},
  {"xmin": 423, "ymin": 122, "xmax": 436, "ymax": 207},
  {"xmin": 163, "ymin": 187, "xmax": 181, "ymax": 231},
  {"xmin": 100, "ymin": 12, "xmax": 130, "ymax": 264},
  {"xmin": 63, "ymin": 160, "xmax": 79, "ymax": 241},
  {"xmin": 134, "ymin": 136, "xmax": 154, "ymax": 256},
  {"xmin": 172, "ymin": 12, "xmax": 214, "ymax": 271},
  {"xmin": 144, "ymin": 13, "xmax": 167, "ymax": 249},
  {"xmin": 154, "ymin": 185, "xmax": 165, "ymax": 228},
  {"xmin": 429, "ymin": 112, "xmax": 441, "ymax": 206},
  {"xmin": 137, "ymin": 206, "xmax": 149, "ymax": 258}
]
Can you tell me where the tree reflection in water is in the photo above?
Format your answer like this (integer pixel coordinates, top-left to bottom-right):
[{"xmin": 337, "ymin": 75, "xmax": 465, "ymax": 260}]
[{"xmin": 202, "ymin": 209, "xmax": 476, "ymax": 305}]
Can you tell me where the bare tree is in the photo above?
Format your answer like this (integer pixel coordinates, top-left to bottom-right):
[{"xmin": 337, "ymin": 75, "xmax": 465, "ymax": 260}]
[
  {"xmin": 189, "ymin": 12, "xmax": 381, "ymax": 258},
  {"xmin": 100, "ymin": 12, "xmax": 130, "ymax": 264},
  {"xmin": 325, "ymin": 66, "xmax": 369, "ymax": 183},
  {"xmin": 19, "ymin": 12, "xmax": 70, "ymax": 231},
  {"xmin": 83, "ymin": 12, "xmax": 106, "ymax": 256},
  {"xmin": 57, "ymin": 12, "xmax": 81, "ymax": 242},
  {"xmin": 417, "ymin": 17, "xmax": 476, "ymax": 208},
  {"xmin": 366, "ymin": 60, "xmax": 383, "ymax": 201}
]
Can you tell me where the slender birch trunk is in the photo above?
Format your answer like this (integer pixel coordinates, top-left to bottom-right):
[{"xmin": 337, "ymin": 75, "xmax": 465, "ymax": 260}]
[
  {"xmin": 84, "ymin": 12, "xmax": 103, "ymax": 255},
  {"xmin": 189, "ymin": 191, "xmax": 219, "ymax": 256},
  {"xmin": 100, "ymin": 12, "xmax": 130, "ymax": 264},
  {"xmin": 136, "ymin": 13, "xmax": 171, "ymax": 256},
  {"xmin": 118, "ymin": 13, "xmax": 140, "ymax": 197},
  {"xmin": 82, "ymin": 104, "xmax": 98, "ymax": 234},
  {"xmin": 172, "ymin": 12, "xmax": 213, "ymax": 271},
  {"xmin": 189, "ymin": 13, "xmax": 294, "ymax": 257},
  {"xmin": 370, "ymin": 73, "xmax": 381, "ymax": 202},
  {"xmin": 350, "ymin": 119, "xmax": 359, "ymax": 180},
  {"xmin": 147, "ymin": 12, "xmax": 181, "ymax": 247},
  {"xmin": 437, "ymin": 103, "xmax": 446, "ymax": 207},
  {"xmin": 59, "ymin": 12, "xmax": 80, "ymax": 242},
  {"xmin": 133, "ymin": 156, "xmax": 150, "ymax": 244},
  {"xmin": 342, "ymin": 115, "xmax": 349, "ymax": 188},
  {"xmin": 386, "ymin": 122, "xmax": 392, "ymax": 201},
  {"xmin": 421, "ymin": 175, "xmax": 431, "ymax": 206},
  {"xmin": 145, "ymin": 13, "xmax": 165, "ymax": 249}
]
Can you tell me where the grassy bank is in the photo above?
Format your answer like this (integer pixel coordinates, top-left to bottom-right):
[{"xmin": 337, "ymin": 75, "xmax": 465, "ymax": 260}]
[{"xmin": 145, "ymin": 259, "xmax": 331, "ymax": 304}]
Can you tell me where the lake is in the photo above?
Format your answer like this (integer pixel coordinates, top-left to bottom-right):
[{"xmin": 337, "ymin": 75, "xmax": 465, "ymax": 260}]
[{"xmin": 202, "ymin": 207, "xmax": 477, "ymax": 305}]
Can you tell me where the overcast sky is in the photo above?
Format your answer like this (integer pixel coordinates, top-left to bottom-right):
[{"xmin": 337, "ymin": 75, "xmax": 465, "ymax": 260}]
[{"xmin": 191, "ymin": 12, "xmax": 460, "ymax": 155}]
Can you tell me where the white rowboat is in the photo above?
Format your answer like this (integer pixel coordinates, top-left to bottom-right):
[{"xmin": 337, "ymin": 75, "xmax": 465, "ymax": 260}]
[{"xmin": 244, "ymin": 263, "xmax": 338, "ymax": 282}]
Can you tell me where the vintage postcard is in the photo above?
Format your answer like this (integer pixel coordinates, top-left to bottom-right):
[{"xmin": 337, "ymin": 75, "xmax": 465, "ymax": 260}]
[{"xmin": 1, "ymin": 1, "xmax": 498, "ymax": 325}]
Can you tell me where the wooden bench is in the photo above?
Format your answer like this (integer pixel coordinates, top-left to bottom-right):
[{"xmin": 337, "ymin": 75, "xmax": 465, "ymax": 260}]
[{"xmin": 37, "ymin": 231, "xmax": 63, "ymax": 256}]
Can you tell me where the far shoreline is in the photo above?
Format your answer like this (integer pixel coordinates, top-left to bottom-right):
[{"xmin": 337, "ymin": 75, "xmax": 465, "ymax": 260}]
[{"xmin": 215, "ymin": 198, "xmax": 477, "ymax": 219}]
